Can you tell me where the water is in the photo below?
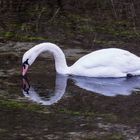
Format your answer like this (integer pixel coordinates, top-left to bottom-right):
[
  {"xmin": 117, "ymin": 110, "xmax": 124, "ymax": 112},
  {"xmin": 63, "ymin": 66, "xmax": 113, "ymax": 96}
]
[
  {"xmin": 22, "ymin": 74, "xmax": 140, "ymax": 105},
  {"xmin": 0, "ymin": 42, "xmax": 140, "ymax": 140}
]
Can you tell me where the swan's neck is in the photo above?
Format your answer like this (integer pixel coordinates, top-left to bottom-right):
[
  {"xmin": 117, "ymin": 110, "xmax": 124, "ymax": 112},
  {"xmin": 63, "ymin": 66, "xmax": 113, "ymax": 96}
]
[{"xmin": 33, "ymin": 43, "xmax": 70, "ymax": 74}]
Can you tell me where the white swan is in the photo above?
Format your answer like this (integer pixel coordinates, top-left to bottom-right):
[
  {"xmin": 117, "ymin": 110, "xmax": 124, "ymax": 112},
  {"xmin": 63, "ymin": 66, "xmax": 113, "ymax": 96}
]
[{"xmin": 22, "ymin": 42, "xmax": 140, "ymax": 77}]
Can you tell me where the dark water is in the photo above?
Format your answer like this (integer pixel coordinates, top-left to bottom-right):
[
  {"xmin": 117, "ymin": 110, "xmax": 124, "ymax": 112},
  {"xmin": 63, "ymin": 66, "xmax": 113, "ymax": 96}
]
[{"xmin": 0, "ymin": 42, "xmax": 140, "ymax": 140}]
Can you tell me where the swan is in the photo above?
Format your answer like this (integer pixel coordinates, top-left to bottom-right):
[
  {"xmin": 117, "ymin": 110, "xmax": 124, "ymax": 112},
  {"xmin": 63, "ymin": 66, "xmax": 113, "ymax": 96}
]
[{"xmin": 22, "ymin": 42, "xmax": 140, "ymax": 77}]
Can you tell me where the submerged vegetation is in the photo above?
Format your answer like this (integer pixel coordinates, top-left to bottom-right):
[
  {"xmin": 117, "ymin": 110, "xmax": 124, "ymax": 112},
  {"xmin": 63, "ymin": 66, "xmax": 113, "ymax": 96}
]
[{"xmin": 0, "ymin": 98, "xmax": 44, "ymax": 112}]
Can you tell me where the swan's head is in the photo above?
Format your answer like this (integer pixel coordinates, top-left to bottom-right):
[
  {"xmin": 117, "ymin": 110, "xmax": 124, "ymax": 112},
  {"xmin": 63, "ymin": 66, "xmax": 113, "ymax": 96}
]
[{"xmin": 22, "ymin": 49, "xmax": 37, "ymax": 76}]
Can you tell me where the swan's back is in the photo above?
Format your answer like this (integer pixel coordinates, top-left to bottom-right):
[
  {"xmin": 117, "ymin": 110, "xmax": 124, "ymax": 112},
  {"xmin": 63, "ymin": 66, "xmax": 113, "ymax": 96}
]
[
  {"xmin": 73, "ymin": 48, "xmax": 138, "ymax": 66},
  {"xmin": 70, "ymin": 48, "xmax": 140, "ymax": 77}
]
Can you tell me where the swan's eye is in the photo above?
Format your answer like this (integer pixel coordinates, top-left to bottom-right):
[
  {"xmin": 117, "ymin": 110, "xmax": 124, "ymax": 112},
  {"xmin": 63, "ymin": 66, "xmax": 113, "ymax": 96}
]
[{"xmin": 24, "ymin": 59, "xmax": 29, "ymax": 65}]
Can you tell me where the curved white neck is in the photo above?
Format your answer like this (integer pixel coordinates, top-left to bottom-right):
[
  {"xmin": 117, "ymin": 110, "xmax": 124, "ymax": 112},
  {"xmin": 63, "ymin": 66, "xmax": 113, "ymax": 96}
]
[{"xmin": 31, "ymin": 43, "xmax": 70, "ymax": 74}]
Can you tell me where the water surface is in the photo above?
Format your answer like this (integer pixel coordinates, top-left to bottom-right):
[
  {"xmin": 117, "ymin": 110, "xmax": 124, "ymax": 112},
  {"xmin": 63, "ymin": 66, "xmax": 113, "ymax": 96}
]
[{"xmin": 0, "ymin": 42, "xmax": 140, "ymax": 140}]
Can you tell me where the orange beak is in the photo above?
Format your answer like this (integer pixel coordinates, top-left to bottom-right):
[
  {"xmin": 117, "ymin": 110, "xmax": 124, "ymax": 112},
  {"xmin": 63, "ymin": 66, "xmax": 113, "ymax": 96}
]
[{"xmin": 22, "ymin": 64, "xmax": 29, "ymax": 76}]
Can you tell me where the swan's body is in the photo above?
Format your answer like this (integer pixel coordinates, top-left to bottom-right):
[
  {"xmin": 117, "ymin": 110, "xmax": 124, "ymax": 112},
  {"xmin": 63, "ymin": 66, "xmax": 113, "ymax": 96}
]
[{"xmin": 22, "ymin": 42, "xmax": 140, "ymax": 77}]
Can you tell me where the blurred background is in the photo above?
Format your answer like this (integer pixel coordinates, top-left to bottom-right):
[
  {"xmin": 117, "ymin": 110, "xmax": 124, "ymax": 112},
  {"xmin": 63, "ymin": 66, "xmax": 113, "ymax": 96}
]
[{"xmin": 0, "ymin": 0, "xmax": 140, "ymax": 49}]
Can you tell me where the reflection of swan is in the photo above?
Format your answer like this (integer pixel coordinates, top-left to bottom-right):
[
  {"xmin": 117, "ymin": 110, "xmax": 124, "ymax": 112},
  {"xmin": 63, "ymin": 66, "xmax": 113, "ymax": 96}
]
[
  {"xmin": 70, "ymin": 76, "xmax": 140, "ymax": 96},
  {"xmin": 22, "ymin": 75, "xmax": 140, "ymax": 105},
  {"xmin": 22, "ymin": 42, "xmax": 140, "ymax": 77},
  {"xmin": 22, "ymin": 75, "xmax": 67, "ymax": 105}
]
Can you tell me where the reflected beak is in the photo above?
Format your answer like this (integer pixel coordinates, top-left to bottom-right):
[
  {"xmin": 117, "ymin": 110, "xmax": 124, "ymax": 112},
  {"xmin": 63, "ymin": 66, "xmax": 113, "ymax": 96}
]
[
  {"xmin": 22, "ymin": 76, "xmax": 30, "ymax": 92},
  {"xmin": 22, "ymin": 64, "xmax": 29, "ymax": 76}
]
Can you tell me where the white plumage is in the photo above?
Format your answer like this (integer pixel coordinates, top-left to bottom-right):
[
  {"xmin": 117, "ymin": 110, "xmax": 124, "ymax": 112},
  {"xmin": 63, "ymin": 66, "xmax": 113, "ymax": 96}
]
[{"xmin": 22, "ymin": 42, "xmax": 140, "ymax": 77}]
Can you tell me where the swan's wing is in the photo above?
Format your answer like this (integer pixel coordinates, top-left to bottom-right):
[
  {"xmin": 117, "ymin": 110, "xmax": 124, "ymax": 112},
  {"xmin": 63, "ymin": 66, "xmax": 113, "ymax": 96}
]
[{"xmin": 72, "ymin": 48, "xmax": 140, "ymax": 72}]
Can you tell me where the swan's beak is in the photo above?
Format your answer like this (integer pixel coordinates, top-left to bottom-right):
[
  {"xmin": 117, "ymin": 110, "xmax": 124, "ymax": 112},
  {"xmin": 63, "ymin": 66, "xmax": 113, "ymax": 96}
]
[{"xmin": 22, "ymin": 64, "xmax": 29, "ymax": 76}]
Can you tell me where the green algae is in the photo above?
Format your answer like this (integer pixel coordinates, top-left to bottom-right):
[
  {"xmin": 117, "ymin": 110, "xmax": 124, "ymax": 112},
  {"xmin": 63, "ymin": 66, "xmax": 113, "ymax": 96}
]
[
  {"xmin": 55, "ymin": 108, "xmax": 118, "ymax": 123},
  {"xmin": 0, "ymin": 99, "xmax": 45, "ymax": 112}
]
